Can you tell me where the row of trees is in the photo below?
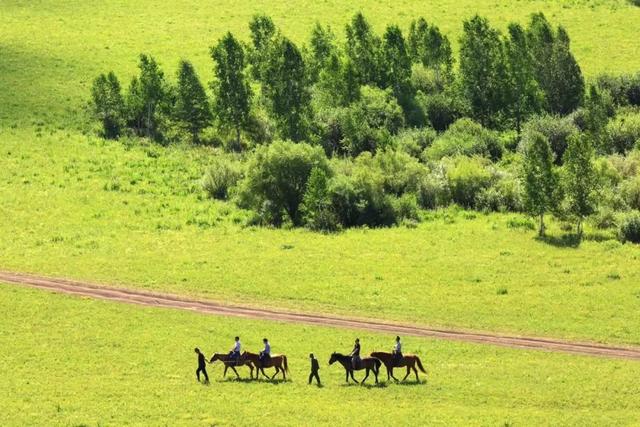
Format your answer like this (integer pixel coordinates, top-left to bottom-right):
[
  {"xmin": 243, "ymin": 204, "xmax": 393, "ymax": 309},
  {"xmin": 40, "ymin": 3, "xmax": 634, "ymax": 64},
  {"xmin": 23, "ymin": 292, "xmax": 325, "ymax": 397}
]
[{"xmin": 91, "ymin": 12, "xmax": 587, "ymax": 148}]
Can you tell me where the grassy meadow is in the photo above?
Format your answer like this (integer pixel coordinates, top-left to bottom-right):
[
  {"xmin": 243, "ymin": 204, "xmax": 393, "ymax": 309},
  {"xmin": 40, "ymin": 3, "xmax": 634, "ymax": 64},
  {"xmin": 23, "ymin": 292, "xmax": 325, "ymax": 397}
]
[
  {"xmin": 1, "ymin": 0, "xmax": 640, "ymax": 129},
  {"xmin": 1, "ymin": 284, "xmax": 639, "ymax": 426},
  {"xmin": 2, "ymin": 128, "xmax": 640, "ymax": 345}
]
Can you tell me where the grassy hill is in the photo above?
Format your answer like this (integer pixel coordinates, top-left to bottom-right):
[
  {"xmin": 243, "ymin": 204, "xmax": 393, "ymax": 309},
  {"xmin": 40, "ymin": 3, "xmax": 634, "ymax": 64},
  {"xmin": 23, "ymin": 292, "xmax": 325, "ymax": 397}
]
[
  {"xmin": 3, "ymin": 128, "xmax": 640, "ymax": 345},
  {"xmin": 1, "ymin": 0, "xmax": 640, "ymax": 128},
  {"xmin": 2, "ymin": 285, "xmax": 639, "ymax": 426}
]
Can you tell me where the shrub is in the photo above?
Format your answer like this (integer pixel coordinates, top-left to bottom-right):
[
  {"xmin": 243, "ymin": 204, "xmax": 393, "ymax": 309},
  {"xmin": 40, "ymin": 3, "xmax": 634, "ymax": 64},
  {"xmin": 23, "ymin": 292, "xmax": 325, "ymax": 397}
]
[
  {"xmin": 393, "ymin": 127, "xmax": 437, "ymax": 158},
  {"xmin": 618, "ymin": 211, "xmax": 640, "ymax": 243},
  {"xmin": 416, "ymin": 91, "xmax": 465, "ymax": 131},
  {"xmin": 416, "ymin": 165, "xmax": 451, "ymax": 209},
  {"xmin": 300, "ymin": 167, "xmax": 339, "ymax": 232},
  {"xmin": 392, "ymin": 194, "xmax": 420, "ymax": 222},
  {"xmin": 425, "ymin": 118, "xmax": 503, "ymax": 161},
  {"xmin": 605, "ymin": 111, "xmax": 640, "ymax": 154},
  {"xmin": 370, "ymin": 150, "xmax": 428, "ymax": 196},
  {"xmin": 591, "ymin": 208, "xmax": 618, "ymax": 230},
  {"xmin": 239, "ymin": 140, "xmax": 329, "ymax": 225},
  {"xmin": 476, "ymin": 174, "xmax": 522, "ymax": 212},
  {"xmin": 444, "ymin": 156, "xmax": 493, "ymax": 208},
  {"xmin": 521, "ymin": 115, "xmax": 578, "ymax": 164},
  {"xmin": 201, "ymin": 156, "xmax": 242, "ymax": 200},
  {"xmin": 622, "ymin": 176, "xmax": 640, "ymax": 210},
  {"xmin": 339, "ymin": 86, "xmax": 405, "ymax": 155},
  {"xmin": 597, "ymin": 72, "xmax": 640, "ymax": 106}
]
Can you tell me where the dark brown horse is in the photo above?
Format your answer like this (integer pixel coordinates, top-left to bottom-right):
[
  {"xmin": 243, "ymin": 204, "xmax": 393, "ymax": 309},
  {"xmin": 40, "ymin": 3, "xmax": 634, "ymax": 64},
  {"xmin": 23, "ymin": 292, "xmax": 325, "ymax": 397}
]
[
  {"xmin": 370, "ymin": 352, "xmax": 427, "ymax": 382},
  {"xmin": 242, "ymin": 351, "xmax": 289, "ymax": 380},
  {"xmin": 209, "ymin": 353, "xmax": 255, "ymax": 379},
  {"xmin": 329, "ymin": 353, "xmax": 381, "ymax": 384}
]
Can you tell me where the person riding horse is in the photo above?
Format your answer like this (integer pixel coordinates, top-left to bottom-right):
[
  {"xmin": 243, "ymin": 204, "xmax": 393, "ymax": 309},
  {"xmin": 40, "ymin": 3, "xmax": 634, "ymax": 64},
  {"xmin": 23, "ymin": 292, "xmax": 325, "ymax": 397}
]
[
  {"xmin": 350, "ymin": 338, "xmax": 361, "ymax": 369},
  {"xmin": 259, "ymin": 338, "xmax": 271, "ymax": 365},
  {"xmin": 228, "ymin": 336, "xmax": 241, "ymax": 365},
  {"xmin": 392, "ymin": 336, "xmax": 403, "ymax": 366}
]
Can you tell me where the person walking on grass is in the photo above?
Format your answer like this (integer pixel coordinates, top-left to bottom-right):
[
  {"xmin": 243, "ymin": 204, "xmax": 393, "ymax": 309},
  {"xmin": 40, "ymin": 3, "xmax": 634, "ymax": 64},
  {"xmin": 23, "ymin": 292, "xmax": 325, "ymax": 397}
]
[
  {"xmin": 308, "ymin": 353, "xmax": 321, "ymax": 386},
  {"xmin": 194, "ymin": 348, "xmax": 209, "ymax": 384}
]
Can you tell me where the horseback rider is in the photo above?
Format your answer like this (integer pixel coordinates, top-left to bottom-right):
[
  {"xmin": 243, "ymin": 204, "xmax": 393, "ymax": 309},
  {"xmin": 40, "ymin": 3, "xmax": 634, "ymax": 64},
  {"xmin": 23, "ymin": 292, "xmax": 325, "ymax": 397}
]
[
  {"xmin": 350, "ymin": 338, "xmax": 361, "ymax": 369},
  {"xmin": 259, "ymin": 338, "xmax": 271, "ymax": 365},
  {"xmin": 392, "ymin": 336, "xmax": 403, "ymax": 366},
  {"xmin": 229, "ymin": 336, "xmax": 241, "ymax": 364}
]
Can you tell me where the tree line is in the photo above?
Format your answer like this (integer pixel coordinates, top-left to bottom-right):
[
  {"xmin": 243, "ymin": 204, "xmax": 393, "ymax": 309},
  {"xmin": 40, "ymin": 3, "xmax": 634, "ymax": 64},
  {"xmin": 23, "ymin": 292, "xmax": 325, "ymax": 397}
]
[{"xmin": 91, "ymin": 12, "xmax": 640, "ymax": 241}]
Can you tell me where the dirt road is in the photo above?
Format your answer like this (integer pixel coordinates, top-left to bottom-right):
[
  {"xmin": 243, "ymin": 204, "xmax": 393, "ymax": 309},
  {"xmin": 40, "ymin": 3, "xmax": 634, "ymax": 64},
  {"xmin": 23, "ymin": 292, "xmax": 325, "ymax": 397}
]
[{"xmin": 2, "ymin": 270, "xmax": 639, "ymax": 360}]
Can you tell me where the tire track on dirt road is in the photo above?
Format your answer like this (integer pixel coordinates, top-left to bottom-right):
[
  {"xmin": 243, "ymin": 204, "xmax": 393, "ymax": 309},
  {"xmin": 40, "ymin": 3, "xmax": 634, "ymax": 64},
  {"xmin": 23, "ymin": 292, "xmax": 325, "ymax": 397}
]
[{"xmin": 2, "ymin": 270, "xmax": 640, "ymax": 360}]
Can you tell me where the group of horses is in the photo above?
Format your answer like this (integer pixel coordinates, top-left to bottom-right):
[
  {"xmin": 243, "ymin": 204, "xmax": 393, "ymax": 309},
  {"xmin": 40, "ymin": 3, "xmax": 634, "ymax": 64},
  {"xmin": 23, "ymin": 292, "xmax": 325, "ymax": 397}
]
[{"xmin": 208, "ymin": 350, "xmax": 427, "ymax": 384}]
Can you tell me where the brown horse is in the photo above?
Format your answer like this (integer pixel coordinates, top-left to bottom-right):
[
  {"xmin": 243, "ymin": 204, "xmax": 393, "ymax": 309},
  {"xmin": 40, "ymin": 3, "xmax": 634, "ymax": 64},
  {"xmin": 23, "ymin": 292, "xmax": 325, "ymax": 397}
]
[
  {"xmin": 329, "ymin": 353, "xmax": 381, "ymax": 384},
  {"xmin": 209, "ymin": 353, "xmax": 255, "ymax": 379},
  {"xmin": 370, "ymin": 352, "xmax": 427, "ymax": 382},
  {"xmin": 242, "ymin": 351, "xmax": 289, "ymax": 380}
]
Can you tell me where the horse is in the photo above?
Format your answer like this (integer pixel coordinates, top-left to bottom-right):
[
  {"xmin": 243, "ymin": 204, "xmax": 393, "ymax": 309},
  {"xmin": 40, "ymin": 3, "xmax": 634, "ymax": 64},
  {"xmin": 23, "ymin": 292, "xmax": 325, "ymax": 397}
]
[
  {"xmin": 209, "ymin": 353, "xmax": 255, "ymax": 379},
  {"xmin": 328, "ymin": 352, "xmax": 381, "ymax": 384},
  {"xmin": 370, "ymin": 352, "xmax": 427, "ymax": 382},
  {"xmin": 241, "ymin": 351, "xmax": 289, "ymax": 380}
]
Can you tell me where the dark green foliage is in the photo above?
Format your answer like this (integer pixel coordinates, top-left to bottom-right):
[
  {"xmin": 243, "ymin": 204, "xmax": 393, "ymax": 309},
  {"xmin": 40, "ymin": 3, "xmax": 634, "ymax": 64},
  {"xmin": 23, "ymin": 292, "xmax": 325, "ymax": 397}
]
[
  {"xmin": 174, "ymin": 60, "xmax": 212, "ymax": 142},
  {"xmin": 345, "ymin": 13, "xmax": 382, "ymax": 87},
  {"xmin": 211, "ymin": 32, "xmax": 252, "ymax": 145},
  {"xmin": 247, "ymin": 14, "xmax": 277, "ymax": 80},
  {"xmin": 125, "ymin": 54, "xmax": 169, "ymax": 140},
  {"xmin": 262, "ymin": 37, "xmax": 311, "ymax": 141},
  {"xmin": 91, "ymin": 71, "xmax": 124, "ymax": 139},
  {"xmin": 521, "ymin": 115, "xmax": 578, "ymax": 164},
  {"xmin": 307, "ymin": 23, "xmax": 337, "ymax": 83},
  {"xmin": 459, "ymin": 15, "xmax": 508, "ymax": 127},
  {"xmin": 521, "ymin": 131, "xmax": 558, "ymax": 235},
  {"xmin": 596, "ymin": 72, "xmax": 640, "ymax": 107},
  {"xmin": 241, "ymin": 140, "xmax": 329, "ymax": 225},
  {"xmin": 618, "ymin": 212, "xmax": 640, "ymax": 244},
  {"xmin": 300, "ymin": 167, "xmax": 339, "ymax": 231},
  {"xmin": 407, "ymin": 18, "xmax": 453, "ymax": 81},
  {"xmin": 605, "ymin": 111, "xmax": 640, "ymax": 154},
  {"xmin": 339, "ymin": 86, "xmax": 404, "ymax": 155},
  {"xmin": 425, "ymin": 118, "xmax": 503, "ymax": 161},
  {"xmin": 503, "ymin": 23, "xmax": 542, "ymax": 135},
  {"xmin": 201, "ymin": 156, "xmax": 242, "ymax": 200},
  {"xmin": 380, "ymin": 25, "xmax": 412, "ymax": 95},
  {"xmin": 562, "ymin": 134, "xmax": 598, "ymax": 235},
  {"xmin": 417, "ymin": 91, "xmax": 466, "ymax": 131},
  {"xmin": 445, "ymin": 156, "xmax": 493, "ymax": 208},
  {"xmin": 578, "ymin": 85, "xmax": 611, "ymax": 148},
  {"xmin": 393, "ymin": 127, "xmax": 437, "ymax": 158}
]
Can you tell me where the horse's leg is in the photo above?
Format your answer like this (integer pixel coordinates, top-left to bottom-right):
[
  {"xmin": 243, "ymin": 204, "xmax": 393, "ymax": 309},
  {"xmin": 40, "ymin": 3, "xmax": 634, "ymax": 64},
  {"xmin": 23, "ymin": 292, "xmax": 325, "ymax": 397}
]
[
  {"xmin": 374, "ymin": 367, "xmax": 379, "ymax": 384},
  {"xmin": 413, "ymin": 364, "xmax": 419, "ymax": 382},
  {"xmin": 350, "ymin": 369, "xmax": 359, "ymax": 384},
  {"xmin": 345, "ymin": 370, "xmax": 349, "ymax": 383},
  {"xmin": 362, "ymin": 368, "xmax": 369, "ymax": 384},
  {"xmin": 223, "ymin": 365, "xmax": 228, "ymax": 378},
  {"xmin": 390, "ymin": 366, "xmax": 399, "ymax": 382},
  {"xmin": 271, "ymin": 366, "xmax": 279, "ymax": 380},
  {"xmin": 402, "ymin": 366, "xmax": 411, "ymax": 382},
  {"xmin": 231, "ymin": 366, "xmax": 240, "ymax": 379}
]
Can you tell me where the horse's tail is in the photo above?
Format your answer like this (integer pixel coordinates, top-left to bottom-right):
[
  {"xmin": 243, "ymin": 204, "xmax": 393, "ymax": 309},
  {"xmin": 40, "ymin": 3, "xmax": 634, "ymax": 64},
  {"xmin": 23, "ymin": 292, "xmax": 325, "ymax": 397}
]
[
  {"xmin": 283, "ymin": 355, "xmax": 289, "ymax": 373},
  {"xmin": 415, "ymin": 356, "xmax": 427, "ymax": 373},
  {"xmin": 374, "ymin": 358, "xmax": 382, "ymax": 374}
]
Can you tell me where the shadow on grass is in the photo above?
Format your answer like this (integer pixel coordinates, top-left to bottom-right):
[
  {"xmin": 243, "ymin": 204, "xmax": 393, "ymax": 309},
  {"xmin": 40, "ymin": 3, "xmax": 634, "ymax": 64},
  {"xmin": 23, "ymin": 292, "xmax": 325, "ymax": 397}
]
[{"xmin": 535, "ymin": 234, "xmax": 581, "ymax": 248}]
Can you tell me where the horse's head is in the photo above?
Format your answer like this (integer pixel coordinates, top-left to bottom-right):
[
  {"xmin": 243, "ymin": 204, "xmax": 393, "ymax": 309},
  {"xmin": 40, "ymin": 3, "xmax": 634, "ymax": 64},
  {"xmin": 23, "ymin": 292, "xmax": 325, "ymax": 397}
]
[
  {"xmin": 329, "ymin": 352, "xmax": 339, "ymax": 365},
  {"xmin": 209, "ymin": 353, "xmax": 220, "ymax": 363}
]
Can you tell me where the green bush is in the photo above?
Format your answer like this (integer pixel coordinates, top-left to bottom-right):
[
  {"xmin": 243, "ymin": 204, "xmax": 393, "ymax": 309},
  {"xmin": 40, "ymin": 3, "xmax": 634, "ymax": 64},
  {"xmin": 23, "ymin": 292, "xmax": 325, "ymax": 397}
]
[
  {"xmin": 201, "ymin": 156, "xmax": 242, "ymax": 200},
  {"xmin": 425, "ymin": 118, "xmax": 503, "ymax": 161},
  {"xmin": 392, "ymin": 194, "xmax": 420, "ymax": 222},
  {"xmin": 605, "ymin": 111, "xmax": 640, "ymax": 154},
  {"xmin": 393, "ymin": 127, "xmax": 437, "ymax": 158},
  {"xmin": 370, "ymin": 150, "xmax": 428, "ymax": 196},
  {"xmin": 476, "ymin": 174, "xmax": 522, "ymax": 212},
  {"xmin": 444, "ymin": 156, "xmax": 493, "ymax": 208},
  {"xmin": 239, "ymin": 140, "xmax": 329, "ymax": 225},
  {"xmin": 618, "ymin": 211, "xmax": 640, "ymax": 243},
  {"xmin": 416, "ymin": 166, "xmax": 451, "ymax": 209},
  {"xmin": 622, "ymin": 176, "xmax": 640, "ymax": 210},
  {"xmin": 521, "ymin": 115, "xmax": 579, "ymax": 164},
  {"xmin": 339, "ymin": 86, "xmax": 404, "ymax": 155},
  {"xmin": 416, "ymin": 91, "xmax": 465, "ymax": 132},
  {"xmin": 597, "ymin": 72, "xmax": 640, "ymax": 106}
]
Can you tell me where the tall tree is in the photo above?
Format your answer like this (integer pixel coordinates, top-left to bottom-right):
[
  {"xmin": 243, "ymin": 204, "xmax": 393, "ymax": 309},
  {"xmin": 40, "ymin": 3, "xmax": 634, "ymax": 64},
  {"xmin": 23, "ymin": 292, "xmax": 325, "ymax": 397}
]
[
  {"xmin": 459, "ymin": 15, "xmax": 508, "ymax": 128},
  {"xmin": 408, "ymin": 18, "xmax": 453, "ymax": 80},
  {"xmin": 381, "ymin": 25, "xmax": 411, "ymax": 95},
  {"xmin": 174, "ymin": 60, "xmax": 212, "ymax": 142},
  {"xmin": 211, "ymin": 32, "xmax": 253, "ymax": 145},
  {"xmin": 549, "ymin": 26, "xmax": 584, "ymax": 115},
  {"xmin": 582, "ymin": 84, "xmax": 610, "ymax": 148},
  {"xmin": 307, "ymin": 22, "xmax": 337, "ymax": 83},
  {"xmin": 345, "ymin": 12, "xmax": 382, "ymax": 86},
  {"xmin": 262, "ymin": 37, "xmax": 311, "ymax": 141},
  {"xmin": 91, "ymin": 71, "xmax": 124, "ymax": 139},
  {"xmin": 248, "ymin": 14, "xmax": 277, "ymax": 80},
  {"xmin": 527, "ymin": 12, "xmax": 555, "ymax": 112},
  {"xmin": 522, "ymin": 131, "xmax": 558, "ymax": 236},
  {"xmin": 562, "ymin": 134, "xmax": 597, "ymax": 237},
  {"xmin": 301, "ymin": 166, "xmax": 337, "ymax": 231},
  {"xmin": 503, "ymin": 23, "xmax": 542, "ymax": 136},
  {"xmin": 125, "ymin": 54, "xmax": 168, "ymax": 139}
]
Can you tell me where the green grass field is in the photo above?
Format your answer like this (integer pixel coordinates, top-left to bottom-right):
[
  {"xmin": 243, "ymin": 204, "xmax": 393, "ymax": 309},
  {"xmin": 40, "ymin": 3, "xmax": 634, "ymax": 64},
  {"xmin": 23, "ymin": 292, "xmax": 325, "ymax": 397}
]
[
  {"xmin": 2, "ymin": 128, "xmax": 640, "ymax": 345},
  {"xmin": 1, "ymin": 0, "xmax": 639, "ymax": 128},
  {"xmin": 1, "ymin": 284, "xmax": 639, "ymax": 426}
]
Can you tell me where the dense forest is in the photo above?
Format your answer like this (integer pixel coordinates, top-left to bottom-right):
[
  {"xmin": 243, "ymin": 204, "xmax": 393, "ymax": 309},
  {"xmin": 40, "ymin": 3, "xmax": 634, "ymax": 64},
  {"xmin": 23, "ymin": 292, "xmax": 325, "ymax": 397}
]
[{"xmin": 90, "ymin": 12, "xmax": 640, "ymax": 241}]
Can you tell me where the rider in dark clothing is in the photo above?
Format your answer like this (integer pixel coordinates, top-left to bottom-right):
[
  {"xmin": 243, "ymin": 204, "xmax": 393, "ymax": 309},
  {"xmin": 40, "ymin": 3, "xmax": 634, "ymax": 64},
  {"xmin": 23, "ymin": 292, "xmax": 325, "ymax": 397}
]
[
  {"xmin": 308, "ymin": 353, "xmax": 321, "ymax": 385},
  {"xmin": 350, "ymin": 338, "xmax": 361, "ymax": 369},
  {"xmin": 259, "ymin": 338, "xmax": 271, "ymax": 364},
  {"xmin": 392, "ymin": 335, "xmax": 403, "ymax": 366},
  {"xmin": 194, "ymin": 348, "xmax": 209, "ymax": 383}
]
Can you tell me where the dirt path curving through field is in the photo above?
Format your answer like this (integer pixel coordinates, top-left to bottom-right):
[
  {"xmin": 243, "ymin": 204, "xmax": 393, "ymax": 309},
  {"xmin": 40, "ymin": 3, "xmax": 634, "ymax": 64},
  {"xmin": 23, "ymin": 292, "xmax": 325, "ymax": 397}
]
[{"xmin": 2, "ymin": 270, "xmax": 640, "ymax": 360}]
